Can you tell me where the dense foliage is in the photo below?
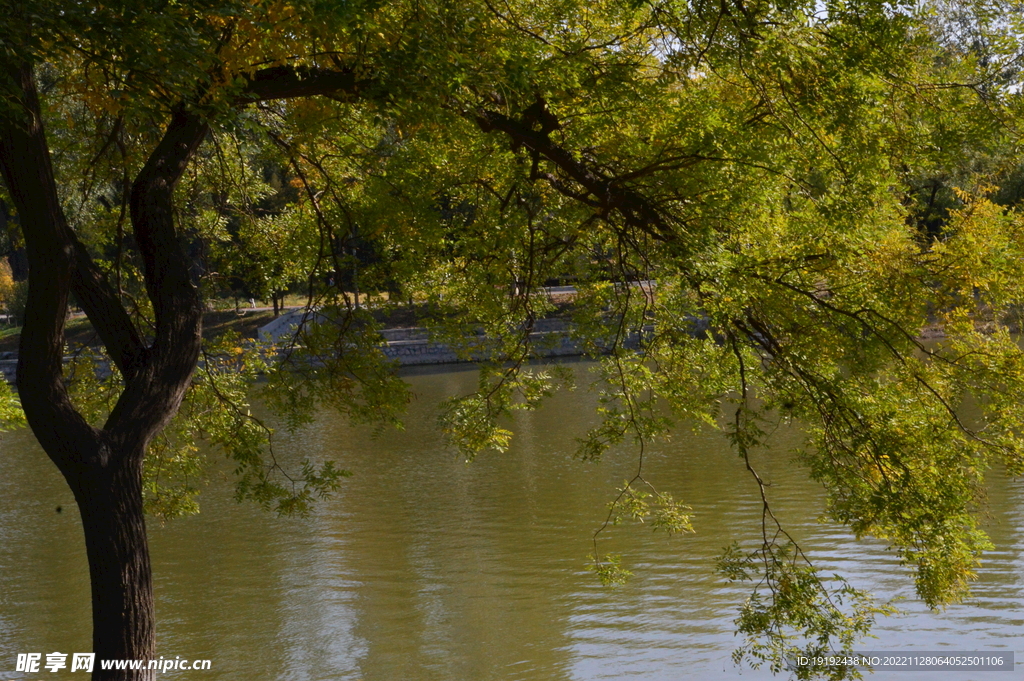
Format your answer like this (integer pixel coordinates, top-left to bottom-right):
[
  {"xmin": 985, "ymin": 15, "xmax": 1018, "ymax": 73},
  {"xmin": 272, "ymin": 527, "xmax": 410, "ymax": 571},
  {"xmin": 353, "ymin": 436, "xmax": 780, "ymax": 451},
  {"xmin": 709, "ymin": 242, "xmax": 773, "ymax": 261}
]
[{"xmin": 4, "ymin": 0, "xmax": 1024, "ymax": 676}]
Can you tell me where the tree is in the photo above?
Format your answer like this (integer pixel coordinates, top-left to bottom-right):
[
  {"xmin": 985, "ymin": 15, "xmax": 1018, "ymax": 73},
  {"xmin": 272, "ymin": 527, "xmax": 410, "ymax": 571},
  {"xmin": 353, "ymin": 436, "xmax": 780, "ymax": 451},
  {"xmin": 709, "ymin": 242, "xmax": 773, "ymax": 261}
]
[
  {"xmin": 2, "ymin": 0, "xmax": 1024, "ymax": 679},
  {"xmin": 0, "ymin": 259, "xmax": 14, "ymax": 317},
  {"xmin": 0, "ymin": 3, "xmax": 376, "ymax": 673}
]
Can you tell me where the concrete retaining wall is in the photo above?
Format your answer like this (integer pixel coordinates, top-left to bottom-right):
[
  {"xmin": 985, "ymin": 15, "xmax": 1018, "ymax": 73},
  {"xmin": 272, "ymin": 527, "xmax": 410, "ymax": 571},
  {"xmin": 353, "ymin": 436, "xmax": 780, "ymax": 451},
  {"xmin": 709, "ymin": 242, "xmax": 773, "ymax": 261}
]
[{"xmin": 0, "ymin": 314, "xmax": 671, "ymax": 383}]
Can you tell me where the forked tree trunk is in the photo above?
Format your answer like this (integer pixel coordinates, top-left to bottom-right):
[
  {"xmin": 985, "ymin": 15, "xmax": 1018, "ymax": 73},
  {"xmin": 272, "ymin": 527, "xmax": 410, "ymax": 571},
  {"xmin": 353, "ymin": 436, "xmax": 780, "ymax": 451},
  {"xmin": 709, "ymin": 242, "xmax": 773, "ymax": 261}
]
[{"xmin": 0, "ymin": 60, "xmax": 204, "ymax": 681}]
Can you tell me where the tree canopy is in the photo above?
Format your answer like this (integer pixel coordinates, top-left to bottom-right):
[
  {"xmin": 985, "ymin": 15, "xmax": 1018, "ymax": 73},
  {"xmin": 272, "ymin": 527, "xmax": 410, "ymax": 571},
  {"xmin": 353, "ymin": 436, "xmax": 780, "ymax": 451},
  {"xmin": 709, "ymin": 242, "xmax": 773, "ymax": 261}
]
[{"xmin": 3, "ymin": 0, "xmax": 1024, "ymax": 677}]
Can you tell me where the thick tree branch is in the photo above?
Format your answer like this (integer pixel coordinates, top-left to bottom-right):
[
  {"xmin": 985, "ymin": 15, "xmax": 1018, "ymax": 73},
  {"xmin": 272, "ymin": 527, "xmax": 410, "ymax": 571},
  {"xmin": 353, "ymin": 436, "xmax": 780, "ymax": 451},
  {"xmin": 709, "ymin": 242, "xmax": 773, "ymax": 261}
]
[
  {"xmin": 106, "ymin": 107, "xmax": 208, "ymax": 444},
  {"xmin": 239, "ymin": 65, "xmax": 369, "ymax": 103},
  {"xmin": 475, "ymin": 108, "xmax": 678, "ymax": 243},
  {"xmin": 106, "ymin": 64, "xmax": 370, "ymax": 443},
  {"xmin": 71, "ymin": 248, "xmax": 147, "ymax": 382},
  {"xmin": 0, "ymin": 61, "xmax": 107, "ymax": 467}
]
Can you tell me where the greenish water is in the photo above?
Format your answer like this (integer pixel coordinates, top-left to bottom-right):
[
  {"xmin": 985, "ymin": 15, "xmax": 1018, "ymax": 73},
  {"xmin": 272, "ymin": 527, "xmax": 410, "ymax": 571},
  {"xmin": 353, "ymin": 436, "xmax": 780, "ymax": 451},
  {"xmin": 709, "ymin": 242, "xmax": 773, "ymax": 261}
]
[{"xmin": 1, "ymin": 364, "xmax": 1022, "ymax": 679}]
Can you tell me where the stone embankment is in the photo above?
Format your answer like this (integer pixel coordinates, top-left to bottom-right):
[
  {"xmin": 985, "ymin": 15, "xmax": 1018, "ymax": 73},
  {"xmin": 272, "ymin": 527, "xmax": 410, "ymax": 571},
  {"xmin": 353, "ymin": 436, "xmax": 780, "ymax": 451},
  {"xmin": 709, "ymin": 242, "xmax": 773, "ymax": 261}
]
[
  {"xmin": 0, "ymin": 317, "xmax": 604, "ymax": 383},
  {"xmin": 259, "ymin": 309, "xmax": 597, "ymax": 367},
  {"xmin": 379, "ymin": 324, "xmax": 587, "ymax": 365}
]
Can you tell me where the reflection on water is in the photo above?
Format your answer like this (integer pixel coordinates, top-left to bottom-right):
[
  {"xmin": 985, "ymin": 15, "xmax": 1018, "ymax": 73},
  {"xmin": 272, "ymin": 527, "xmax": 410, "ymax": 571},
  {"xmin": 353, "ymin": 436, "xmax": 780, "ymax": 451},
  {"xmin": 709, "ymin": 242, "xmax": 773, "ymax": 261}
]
[{"xmin": 1, "ymin": 364, "xmax": 1022, "ymax": 680}]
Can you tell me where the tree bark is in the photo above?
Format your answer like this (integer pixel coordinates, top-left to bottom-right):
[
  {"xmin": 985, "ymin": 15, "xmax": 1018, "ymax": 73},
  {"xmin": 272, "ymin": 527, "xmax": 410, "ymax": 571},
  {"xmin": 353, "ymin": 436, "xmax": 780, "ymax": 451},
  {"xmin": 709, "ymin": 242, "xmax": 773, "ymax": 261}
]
[{"xmin": 72, "ymin": 448, "xmax": 155, "ymax": 680}]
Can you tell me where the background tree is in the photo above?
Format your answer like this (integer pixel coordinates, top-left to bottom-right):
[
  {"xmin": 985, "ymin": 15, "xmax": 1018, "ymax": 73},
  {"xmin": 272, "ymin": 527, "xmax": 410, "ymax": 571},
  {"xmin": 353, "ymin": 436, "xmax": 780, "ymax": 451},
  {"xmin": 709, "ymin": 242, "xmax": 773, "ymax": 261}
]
[{"xmin": 0, "ymin": 259, "xmax": 14, "ymax": 319}]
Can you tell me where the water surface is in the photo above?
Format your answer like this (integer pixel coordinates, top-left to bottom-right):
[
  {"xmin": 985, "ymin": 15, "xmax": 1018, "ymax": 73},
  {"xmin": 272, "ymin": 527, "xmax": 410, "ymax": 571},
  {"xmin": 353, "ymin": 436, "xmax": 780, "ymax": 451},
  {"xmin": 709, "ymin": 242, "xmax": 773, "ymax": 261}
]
[{"xmin": 1, "ymin": 364, "xmax": 1021, "ymax": 679}]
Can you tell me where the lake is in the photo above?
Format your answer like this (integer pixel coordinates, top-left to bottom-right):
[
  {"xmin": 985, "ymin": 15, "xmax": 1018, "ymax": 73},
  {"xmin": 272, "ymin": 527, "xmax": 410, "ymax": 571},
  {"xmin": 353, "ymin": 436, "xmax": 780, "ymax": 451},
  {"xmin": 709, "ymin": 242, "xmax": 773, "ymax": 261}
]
[{"xmin": 1, "ymin": 363, "xmax": 1021, "ymax": 679}]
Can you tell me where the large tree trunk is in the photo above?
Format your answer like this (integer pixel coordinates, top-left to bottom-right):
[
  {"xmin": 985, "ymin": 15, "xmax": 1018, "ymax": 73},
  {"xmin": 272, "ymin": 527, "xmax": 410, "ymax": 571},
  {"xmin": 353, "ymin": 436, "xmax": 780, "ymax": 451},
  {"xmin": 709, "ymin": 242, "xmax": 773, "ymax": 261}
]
[{"xmin": 73, "ymin": 450, "xmax": 155, "ymax": 679}]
